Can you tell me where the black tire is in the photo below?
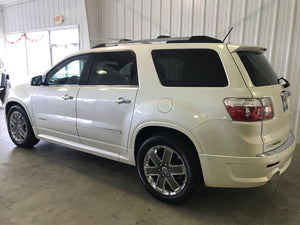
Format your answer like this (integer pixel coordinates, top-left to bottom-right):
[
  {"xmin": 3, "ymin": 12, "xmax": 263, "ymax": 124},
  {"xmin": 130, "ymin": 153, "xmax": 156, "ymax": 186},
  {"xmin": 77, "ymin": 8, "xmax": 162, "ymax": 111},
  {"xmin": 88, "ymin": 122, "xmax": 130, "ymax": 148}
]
[
  {"xmin": 0, "ymin": 86, "xmax": 6, "ymax": 104},
  {"xmin": 7, "ymin": 105, "xmax": 39, "ymax": 148},
  {"xmin": 136, "ymin": 134, "xmax": 200, "ymax": 204}
]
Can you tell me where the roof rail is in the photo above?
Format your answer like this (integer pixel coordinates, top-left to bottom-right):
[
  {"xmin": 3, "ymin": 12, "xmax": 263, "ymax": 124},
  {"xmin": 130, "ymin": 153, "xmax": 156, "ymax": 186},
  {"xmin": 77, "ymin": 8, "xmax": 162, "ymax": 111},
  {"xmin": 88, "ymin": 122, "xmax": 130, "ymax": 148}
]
[
  {"xmin": 167, "ymin": 36, "xmax": 223, "ymax": 43},
  {"xmin": 92, "ymin": 35, "xmax": 223, "ymax": 48}
]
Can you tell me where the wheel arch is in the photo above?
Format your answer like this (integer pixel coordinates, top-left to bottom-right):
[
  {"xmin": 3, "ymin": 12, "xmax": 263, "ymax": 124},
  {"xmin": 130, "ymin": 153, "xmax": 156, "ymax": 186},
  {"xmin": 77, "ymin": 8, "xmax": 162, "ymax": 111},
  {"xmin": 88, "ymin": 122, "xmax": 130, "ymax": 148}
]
[
  {"xmin": 5, "ymin": 101, "xmax": 35, "ymax": 130},
  {"xmin": 133, "ymin": 124, "xmax": 205, "ymax": 201},
  {"xmin": 132, "ymin": 123, "xmax": 203, "ymax": 162}
]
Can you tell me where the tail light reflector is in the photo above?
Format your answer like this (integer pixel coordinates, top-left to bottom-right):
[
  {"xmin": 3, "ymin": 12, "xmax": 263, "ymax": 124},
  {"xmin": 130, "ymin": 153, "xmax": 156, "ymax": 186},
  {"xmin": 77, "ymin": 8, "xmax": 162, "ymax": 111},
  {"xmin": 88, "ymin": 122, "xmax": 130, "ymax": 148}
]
[{"xmin": 224, "ymin": 98, "xmax": 273, "ymax": 121}]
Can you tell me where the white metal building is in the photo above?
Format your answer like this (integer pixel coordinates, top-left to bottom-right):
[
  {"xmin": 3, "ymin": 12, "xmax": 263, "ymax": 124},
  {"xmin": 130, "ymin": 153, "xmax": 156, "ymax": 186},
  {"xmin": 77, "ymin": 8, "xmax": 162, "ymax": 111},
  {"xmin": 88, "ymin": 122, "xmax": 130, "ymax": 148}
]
[{"xmin": 0, "ymin": 0, "xmax": 299, "ymax": 143}]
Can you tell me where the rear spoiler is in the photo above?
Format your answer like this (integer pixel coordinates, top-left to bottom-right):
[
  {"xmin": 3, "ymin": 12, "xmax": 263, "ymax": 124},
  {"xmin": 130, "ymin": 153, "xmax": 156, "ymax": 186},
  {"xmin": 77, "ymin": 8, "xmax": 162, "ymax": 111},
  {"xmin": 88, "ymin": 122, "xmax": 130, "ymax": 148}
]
[{"xmin": 227, "ymin": 44, "xmax": 267, "ymax": 53}]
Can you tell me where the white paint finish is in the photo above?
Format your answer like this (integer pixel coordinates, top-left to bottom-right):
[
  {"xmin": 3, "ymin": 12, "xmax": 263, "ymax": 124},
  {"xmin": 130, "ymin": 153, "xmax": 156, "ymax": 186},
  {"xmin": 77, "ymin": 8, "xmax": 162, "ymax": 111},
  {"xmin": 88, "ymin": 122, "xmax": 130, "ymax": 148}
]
[
  {"xmin": 31, "ymin": 85, "xmax": 81, "ymax": 143},
  {"xmin": 3, "ymin": 0, "xmax": 89, "ymax": 50},
  {"xmin": 6, "ymin": 42, "xmax": 297, "ymax": 188},
  {"xmin": 77, "ymin": 86, "xmax": 138, "ymax": 155},
  {"xmin": 157, "ymin": 98, "xmax": 173, "ymax": 113}
]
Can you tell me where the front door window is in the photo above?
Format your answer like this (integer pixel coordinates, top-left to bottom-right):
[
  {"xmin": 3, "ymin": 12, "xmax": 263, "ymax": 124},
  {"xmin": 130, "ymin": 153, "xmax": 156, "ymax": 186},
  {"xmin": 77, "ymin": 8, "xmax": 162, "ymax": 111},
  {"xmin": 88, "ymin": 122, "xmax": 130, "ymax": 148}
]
[{"xmin": 46, "ymin": 55, "xmax": 89, "ymax": 85}]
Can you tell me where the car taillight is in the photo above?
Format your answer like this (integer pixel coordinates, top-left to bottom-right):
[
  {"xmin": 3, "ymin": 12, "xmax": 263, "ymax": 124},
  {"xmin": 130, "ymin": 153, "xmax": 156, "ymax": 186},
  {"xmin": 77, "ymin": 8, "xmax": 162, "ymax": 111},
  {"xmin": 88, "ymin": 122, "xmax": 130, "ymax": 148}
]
[
  {"xmin": 224, "ymin": 98, "xmax": 273, "ymax": 121},
  {"xmin": 260, "ymin": 98, "xmax": 273, "ymax": 120}
]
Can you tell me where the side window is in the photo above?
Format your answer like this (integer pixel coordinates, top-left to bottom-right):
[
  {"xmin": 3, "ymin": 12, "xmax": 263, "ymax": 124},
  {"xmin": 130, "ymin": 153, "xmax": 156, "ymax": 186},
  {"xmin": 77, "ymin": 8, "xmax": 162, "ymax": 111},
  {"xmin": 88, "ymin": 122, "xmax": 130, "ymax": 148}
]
[
  {"xmin": 88, "ymin": 51, "xmax": 138, "ymax": 85},
  {"xmin": 152, "ymin": 49, "xmax": 228, "ymax": 87},
  {"xmin": 46, "ymin": 55, "xmax": 89, "ymax": 85}
]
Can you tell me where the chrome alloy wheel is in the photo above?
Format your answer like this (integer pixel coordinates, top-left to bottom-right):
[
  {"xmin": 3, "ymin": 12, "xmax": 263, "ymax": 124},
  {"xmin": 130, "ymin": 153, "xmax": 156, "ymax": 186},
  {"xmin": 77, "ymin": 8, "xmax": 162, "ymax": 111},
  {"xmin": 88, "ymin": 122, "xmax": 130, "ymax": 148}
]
[
  {"xmin": 9, "ymin": 111, "xmax": 28, "ymax": 144},
  {"xmin": 143, "ymin": 145, "xmax": 187, "ymax": 196}
]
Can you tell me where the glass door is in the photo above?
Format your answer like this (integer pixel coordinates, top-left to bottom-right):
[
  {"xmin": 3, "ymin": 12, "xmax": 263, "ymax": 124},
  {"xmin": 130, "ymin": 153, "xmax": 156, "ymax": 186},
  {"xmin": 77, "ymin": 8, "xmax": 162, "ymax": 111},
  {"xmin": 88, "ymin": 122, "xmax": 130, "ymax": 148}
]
[{"xmin": 50, "ymin": 29, "xmax": 79, "ymax": 66}]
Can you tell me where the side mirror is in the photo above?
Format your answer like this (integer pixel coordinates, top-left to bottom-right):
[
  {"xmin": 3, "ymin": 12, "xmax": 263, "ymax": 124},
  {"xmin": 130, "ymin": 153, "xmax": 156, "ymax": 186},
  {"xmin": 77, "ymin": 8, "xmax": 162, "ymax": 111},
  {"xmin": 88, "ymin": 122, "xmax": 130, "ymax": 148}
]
[
  {"xmin": 278, "ymin": 77, "xmax": 290, "ymax": 88},
  {"xmin": 31, "ymin": 75, "xmax": 43, "ymax": 86}
]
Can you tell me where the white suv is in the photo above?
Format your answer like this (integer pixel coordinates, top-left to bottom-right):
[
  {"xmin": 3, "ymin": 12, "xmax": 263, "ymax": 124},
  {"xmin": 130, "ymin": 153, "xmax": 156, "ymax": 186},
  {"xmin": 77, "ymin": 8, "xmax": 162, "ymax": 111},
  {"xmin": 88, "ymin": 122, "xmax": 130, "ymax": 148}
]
[{"xmin": 5, "ymin": 36, "xmax": 296, "ymax": 203}]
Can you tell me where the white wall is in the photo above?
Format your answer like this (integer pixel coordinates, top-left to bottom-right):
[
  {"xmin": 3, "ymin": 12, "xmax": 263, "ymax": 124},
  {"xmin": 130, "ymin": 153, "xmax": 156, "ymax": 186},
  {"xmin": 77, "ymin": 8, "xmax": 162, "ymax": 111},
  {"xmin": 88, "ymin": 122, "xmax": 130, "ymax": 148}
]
[
  {"xmin": 2, "ymin": 0, "xmax": 89, "ymax": 50},
  {"xmin": 85, "ymin": 0, "xmax": 101, "ymax": 47},
  {"xmin": 0, "ymin": 6, "xmax": 6, "ymax": 61},
  {"xmin": 95, "ymin": 0, "xmax": 300, "ymax": 142}
]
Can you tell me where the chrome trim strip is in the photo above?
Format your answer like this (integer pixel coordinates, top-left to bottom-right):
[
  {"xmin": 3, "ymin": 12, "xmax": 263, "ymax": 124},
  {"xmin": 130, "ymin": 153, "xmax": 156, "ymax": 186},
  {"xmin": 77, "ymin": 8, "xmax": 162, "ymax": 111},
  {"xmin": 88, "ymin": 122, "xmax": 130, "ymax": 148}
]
[
  {"xmin": 257, "ymin": 131, "xmax": 295, "ymax": 157},
  {"xmin": 79, "ymin": 124, "xmax": 122, "ymax": 134}
]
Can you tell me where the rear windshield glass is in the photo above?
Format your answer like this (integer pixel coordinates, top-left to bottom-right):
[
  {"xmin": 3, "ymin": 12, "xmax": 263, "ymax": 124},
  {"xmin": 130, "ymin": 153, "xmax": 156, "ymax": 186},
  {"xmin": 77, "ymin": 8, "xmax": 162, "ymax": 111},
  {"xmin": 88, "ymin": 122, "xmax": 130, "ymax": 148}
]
[
  {"xmin": 238, "ymin": 51, "xmax": 278, "ymax": 86},
  {"xmin": 152, "ymin": 49, "xmax": 228, "ymax": 87}
]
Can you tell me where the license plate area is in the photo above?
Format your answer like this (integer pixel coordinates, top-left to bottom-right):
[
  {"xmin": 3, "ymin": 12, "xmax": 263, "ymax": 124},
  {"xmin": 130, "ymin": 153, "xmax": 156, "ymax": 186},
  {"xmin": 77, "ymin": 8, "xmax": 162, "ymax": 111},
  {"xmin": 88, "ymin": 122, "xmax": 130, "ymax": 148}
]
[{"xmin": 281, "ymin": 91, "xmax": 288, "ymax": 112}]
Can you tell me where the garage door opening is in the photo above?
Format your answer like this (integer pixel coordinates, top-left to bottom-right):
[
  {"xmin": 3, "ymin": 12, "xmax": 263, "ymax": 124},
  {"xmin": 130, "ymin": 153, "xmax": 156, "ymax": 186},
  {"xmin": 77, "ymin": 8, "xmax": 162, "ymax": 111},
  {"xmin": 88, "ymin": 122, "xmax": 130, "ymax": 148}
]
[{"xmin": 5, "ymin": 27, "xmax": 79, "ymax": 86}]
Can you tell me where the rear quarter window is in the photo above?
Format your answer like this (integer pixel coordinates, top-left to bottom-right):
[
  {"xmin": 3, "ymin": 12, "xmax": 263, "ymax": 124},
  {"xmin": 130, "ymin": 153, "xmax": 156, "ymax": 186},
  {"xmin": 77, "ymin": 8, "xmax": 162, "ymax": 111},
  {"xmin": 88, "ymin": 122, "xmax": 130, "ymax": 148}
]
[
  {"xmin": 151, "ymin": 49, "xmax": 228, "ymax": 87},
  {"xmin": 237, "ymin": 51, "xmax": 278, "ymax": 86}
]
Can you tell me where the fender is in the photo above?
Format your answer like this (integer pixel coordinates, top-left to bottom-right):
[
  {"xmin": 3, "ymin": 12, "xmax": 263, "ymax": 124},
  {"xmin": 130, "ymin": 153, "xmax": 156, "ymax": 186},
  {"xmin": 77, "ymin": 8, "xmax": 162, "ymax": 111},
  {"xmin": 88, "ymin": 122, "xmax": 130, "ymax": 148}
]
[
  {"xmin": 5, "ymin": 85, "xmax": 37, "ymax": 135},
  {"xmin": 129, "ymin": 121, "xmax": 205, "ymax": 155}
]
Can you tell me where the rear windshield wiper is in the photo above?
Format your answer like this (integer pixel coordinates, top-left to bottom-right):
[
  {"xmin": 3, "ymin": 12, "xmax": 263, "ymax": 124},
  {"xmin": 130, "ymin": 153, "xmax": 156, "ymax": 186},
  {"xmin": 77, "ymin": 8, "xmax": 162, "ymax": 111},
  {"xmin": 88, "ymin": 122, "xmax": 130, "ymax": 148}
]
[{"xmin": 278, "ymin": 77, "xmax": 290, "ymax": 88}]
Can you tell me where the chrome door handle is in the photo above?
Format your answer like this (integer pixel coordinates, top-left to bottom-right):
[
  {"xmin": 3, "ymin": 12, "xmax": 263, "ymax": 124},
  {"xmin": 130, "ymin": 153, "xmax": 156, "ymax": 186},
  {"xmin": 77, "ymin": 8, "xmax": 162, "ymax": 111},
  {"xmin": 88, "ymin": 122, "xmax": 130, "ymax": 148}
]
[
  {"xmin": 115, "ymin": 97, "xmax": 131, "ymax": 104},
  {"xmin": 62, "ymin": 94, "xmax": 74, "ymax": 100}
]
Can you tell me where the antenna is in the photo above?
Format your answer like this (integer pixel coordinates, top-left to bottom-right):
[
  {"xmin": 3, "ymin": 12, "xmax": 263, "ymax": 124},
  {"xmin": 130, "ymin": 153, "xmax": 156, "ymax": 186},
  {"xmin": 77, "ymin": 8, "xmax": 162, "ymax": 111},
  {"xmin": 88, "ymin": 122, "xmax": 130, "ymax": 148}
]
[{"xmin": 222, "ymin": 27, "xmax": 233, "ymax": 42}]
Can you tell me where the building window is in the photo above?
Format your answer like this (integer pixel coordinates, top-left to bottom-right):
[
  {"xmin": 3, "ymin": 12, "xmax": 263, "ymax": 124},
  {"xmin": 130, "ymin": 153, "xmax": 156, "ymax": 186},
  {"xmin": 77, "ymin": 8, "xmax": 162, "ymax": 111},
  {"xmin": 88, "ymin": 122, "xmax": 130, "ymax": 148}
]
[{"xmin": 5, "ymin": 27, "xmax": 79, "ymax": 86}]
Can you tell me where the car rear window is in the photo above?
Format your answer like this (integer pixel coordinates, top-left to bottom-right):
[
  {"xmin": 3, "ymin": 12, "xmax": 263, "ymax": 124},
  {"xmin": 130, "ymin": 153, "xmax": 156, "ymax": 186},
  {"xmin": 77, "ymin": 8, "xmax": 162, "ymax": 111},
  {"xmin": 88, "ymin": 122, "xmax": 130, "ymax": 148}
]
[
  {"xmin": 88, "ymin": 51, "xmax": 138, "ymax": 85},
  {"xmin": 238, "ymin": 51, "xmax": 278, "ymax": 86},
  {"xmin": 152, "ymin": 49, "xmax": 228, "ymax": 87}
]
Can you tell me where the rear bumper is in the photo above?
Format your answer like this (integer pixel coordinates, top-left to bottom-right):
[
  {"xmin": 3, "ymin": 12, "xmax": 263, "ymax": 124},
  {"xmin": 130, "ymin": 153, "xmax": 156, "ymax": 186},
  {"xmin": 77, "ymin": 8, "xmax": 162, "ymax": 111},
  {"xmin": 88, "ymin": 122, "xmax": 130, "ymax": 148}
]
[{"xmin": 199, "ymin": 131, "xmax": 296, "ymax": 188}]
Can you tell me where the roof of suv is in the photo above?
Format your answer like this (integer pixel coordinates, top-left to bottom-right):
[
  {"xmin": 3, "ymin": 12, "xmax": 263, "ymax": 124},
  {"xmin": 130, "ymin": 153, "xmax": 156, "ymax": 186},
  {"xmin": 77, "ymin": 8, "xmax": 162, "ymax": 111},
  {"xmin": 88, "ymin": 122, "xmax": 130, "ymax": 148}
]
[
  {"xmin": 92, "ymin": 36, "xmax": 223, "ymax": 49},
  {"xmin": 90, "ymin": 35, "xmax": 266, "ymax": 54}
]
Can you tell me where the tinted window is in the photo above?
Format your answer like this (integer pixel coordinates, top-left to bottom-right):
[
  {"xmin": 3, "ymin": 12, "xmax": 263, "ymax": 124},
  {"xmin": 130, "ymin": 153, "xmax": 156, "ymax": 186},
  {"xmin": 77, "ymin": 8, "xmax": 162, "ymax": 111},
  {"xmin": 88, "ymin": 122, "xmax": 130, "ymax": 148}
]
[
  {"xmin": 46, "ymin": 55, "xmax": 89, "ymax": 85},
  {"xmin": 0, "ymin": 73, "xmax": 6, "ymax": 87},
  {"xmin": 88, "ymin": 51, "xmax": 138, "ymax": 85},
  {"xmin": 238, "ymin": 52, "xmax": 278, "ymax": 86},
  {"xmin": 152, "ymin": 49, "xmax": 228, "ymax": 87}
]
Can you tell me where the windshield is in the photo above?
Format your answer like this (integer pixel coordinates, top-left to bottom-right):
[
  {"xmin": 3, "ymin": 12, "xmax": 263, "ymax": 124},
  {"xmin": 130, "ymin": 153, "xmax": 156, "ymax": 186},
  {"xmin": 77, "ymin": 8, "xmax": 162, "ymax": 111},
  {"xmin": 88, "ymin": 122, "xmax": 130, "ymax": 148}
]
[{"xmin": 238, "ymin": 51, "xmax": 278, "ymax": 86}]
